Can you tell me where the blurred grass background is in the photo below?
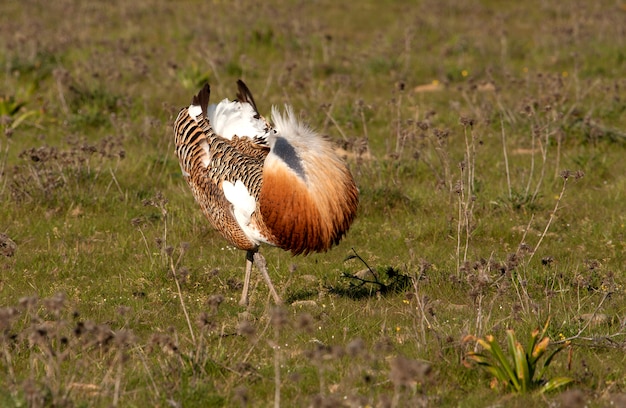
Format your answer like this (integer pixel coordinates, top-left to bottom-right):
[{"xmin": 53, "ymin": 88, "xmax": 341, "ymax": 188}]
[{"xmin": 1, "ymin": 0, "xmax": 625, "ymax": 406}]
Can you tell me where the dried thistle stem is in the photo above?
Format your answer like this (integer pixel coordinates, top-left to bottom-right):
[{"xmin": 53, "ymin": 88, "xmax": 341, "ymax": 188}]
[
  {"xmin": 273, "ymin": 334, "xmax": 281, "ymax": 408},
  {"xmin": 457, "ymin": 119, "xmax": 477, "ymax": 276},
  {"xmin": 500, "ymin": 116, "xmax": 512, "ymax": 200},
  {"xmin": 528, "ymin": 174, "xmax": 570, "ymax": 264}
]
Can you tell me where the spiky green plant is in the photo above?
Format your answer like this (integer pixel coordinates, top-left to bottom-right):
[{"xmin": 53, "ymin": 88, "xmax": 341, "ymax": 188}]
[
  {"xmin": 464, "ymin": 319, "xmax": 573, "ymax": 394},
  {"xmin": 0, "ymin": 93, "xmax": 42, "ymax": 135}
]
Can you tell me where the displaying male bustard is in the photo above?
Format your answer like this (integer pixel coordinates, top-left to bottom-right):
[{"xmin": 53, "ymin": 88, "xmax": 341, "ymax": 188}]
[{"xmin": 174, "ymin": 80, "xmax": 358, "ymax": 305}]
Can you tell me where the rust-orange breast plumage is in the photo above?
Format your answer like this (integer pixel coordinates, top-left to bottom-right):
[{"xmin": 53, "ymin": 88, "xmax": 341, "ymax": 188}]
[{"xmin": 174, "ymin": 80, "xmax": 358, "ymax": 304}]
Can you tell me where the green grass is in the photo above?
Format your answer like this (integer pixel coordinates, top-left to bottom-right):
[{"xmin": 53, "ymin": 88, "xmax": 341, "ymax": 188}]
[{"xmin": 2, "ymin": 0, "xmax": 626, "ymax": 406}]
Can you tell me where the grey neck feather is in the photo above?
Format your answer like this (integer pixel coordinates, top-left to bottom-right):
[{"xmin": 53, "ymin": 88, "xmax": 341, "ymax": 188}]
[{"xmin": 273, "ymin": 137, "xmax": 306, "ymax": 181}]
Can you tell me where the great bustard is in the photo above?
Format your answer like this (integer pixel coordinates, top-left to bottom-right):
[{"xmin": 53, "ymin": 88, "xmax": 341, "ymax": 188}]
[{"xmin": 174, "ymin": 80, "xmax": 358, "ymax": 306}]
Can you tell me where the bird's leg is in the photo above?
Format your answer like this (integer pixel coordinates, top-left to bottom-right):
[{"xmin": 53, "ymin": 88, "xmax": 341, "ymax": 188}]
[
  {"xmin": 253, "ymin": 252, "xmax": 283, "ymax": 305},
  {"xmin": 239, "ymin": 250, "xmax": 254, "ymax": 306}
]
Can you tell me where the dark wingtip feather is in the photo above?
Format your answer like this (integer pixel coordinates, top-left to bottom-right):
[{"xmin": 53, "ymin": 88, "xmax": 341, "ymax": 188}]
[
  {"xmin": 236, "ymin": 79, "xmax": 260, "ymax": 118},
  {"xmin": 192, "ymin": 83, "xmax": 211, "ymax": 117}
]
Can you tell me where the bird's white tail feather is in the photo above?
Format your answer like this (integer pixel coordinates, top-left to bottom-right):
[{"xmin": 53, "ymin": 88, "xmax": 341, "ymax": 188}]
[
  {"xmin": 187, "ymin": 104, "xmax": 203, "ymax": 120},
  {"xmin": 206, "ymin": 99, "xmax": 268, "ymax": 140}
]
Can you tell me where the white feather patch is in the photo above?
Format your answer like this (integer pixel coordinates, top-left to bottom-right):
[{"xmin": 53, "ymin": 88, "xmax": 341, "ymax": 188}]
[
  {"xmin": 179, "ymin": 163, "xmax": 190, "ymax": 177},
  {"xmin": 222, "ymin": 180, "xmax": 256, "ymax": 226},
  {"xmin": 200, "ymin": 141, "xmax": 211, "ymax": 167},
  {"xmin": 188, "ymin": 105, "xmax": 202, "ymax": 121},
  {"xmin": 222, "ymin": 180, "xmax": 269, "ymax": 246},
  {"xmin": 206, "ymin": 99, "xmax": 267, "ymax": 140}
]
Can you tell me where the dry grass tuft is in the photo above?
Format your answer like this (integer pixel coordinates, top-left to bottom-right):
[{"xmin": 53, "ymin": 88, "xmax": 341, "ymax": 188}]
[{"xmin": 1, "ymin": 0, "xmax": 625, "ymax": 406}]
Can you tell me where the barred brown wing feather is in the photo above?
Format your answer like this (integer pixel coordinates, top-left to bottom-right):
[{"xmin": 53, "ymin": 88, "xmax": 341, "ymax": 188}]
[{"xmin": 174, "ymin": 105, "xmax": 267, "ymax": 250}]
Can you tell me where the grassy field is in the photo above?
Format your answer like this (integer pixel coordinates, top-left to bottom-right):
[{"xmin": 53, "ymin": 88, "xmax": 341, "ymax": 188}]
[{"xmin": 1, "ymin": 0, "xmax": 626, "ymax": 406}]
